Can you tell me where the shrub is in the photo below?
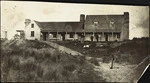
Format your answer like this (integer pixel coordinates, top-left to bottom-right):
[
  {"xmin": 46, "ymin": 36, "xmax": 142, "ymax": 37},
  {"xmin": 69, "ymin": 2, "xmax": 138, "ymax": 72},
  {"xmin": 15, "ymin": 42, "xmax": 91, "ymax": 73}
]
[
  {"xmin": 20, "ymin": 62, "xmax": 37, "ymax": 72},
  {"xmin": 89, "ymin": 58, "xmax": 100, "ymax": 66},
  {"xmin": 63, "ymin": 64, "xmax": 76, "ymax": 72},
  {"xmin": 9, "ymin": 58, "xmax": 20, "ymax": 70},
  {"xmin": 44, "ymin": 70, "xmax": 57, "ymax": 81},
  {"xmin": 36, "ymin": 66, "xmax": 43, "ymax": 78},
  {"xmin": 1, "ymin": 39, "xmax": 104, "ymax": 82}
]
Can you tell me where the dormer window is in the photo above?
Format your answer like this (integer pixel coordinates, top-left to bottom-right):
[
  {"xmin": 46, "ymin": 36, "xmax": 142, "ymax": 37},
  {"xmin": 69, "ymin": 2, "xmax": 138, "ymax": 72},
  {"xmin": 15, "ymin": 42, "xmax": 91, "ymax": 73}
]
[
  {"xmin": 94, "ymin": 22, "xmax": 98, "ymax": 26},
  {"xmin": 31, "ymin": 24, "xmax": 34, "ymax": 28},
  {"xmin": 110, "ymin": 21, "xmax": 115, "ymax": 28}
]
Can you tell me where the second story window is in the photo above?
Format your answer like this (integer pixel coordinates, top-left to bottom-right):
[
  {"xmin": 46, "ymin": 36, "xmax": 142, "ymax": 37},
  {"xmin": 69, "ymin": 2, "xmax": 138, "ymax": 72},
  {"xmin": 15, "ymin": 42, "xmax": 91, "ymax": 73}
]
[
  {"xmin": 94, "ymin": 22, "xmax": 98, "ymax": 26},
  {"xmin": 31, "ymin": 24, "xmax": 34, "ymax": 28}
]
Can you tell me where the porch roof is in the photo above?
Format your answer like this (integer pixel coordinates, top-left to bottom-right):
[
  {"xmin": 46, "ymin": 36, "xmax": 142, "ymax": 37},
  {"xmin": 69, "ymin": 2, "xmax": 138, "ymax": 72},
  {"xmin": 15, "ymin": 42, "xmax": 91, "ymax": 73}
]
[
  {"xmin": 35, "ymin": 21, "xmax": 83, "ymax": 32},
  {"xmin": 84, "ymin": 29, "xmax": 121, "ymax": 32}
]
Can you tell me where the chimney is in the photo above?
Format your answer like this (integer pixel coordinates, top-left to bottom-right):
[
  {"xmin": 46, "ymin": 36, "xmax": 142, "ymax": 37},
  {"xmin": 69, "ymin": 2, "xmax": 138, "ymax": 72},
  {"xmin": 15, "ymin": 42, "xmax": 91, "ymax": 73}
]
[
  {"xmin": 124, "ymin": 12, "xmax": 129, "ymax": 15},
  {"xmin": 80, "ymin": 14, "xmax": 85, "ymax": 29},
  {"xmin": 121, "ymin": 12, "xmax": 129, "ymax": 40},
  {"xmin": 25, "ymin": 19, "xmax": 31, "ymax": 28},
  {"xmin": 80, "ymin": 14, "xmax": 85, "ymax": 23},
  {"xmin": 124, "ymin": 12, "xmax": 129, "ymax": 23}
]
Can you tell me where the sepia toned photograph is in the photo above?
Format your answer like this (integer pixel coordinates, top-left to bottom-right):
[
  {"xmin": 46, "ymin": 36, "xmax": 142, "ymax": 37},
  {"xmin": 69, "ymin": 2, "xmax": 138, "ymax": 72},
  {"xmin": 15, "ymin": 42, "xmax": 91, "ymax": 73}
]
[{"xmin": 1, "ymin": 1, "xmax": 149, "ymax": 82}]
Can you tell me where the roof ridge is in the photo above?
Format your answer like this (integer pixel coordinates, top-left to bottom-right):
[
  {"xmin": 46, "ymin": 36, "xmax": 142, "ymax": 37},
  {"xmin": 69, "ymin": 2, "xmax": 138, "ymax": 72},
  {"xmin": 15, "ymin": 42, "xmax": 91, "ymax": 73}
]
[
  {"xmin": 86, "ymin": 14, "xmax": 124, "ymax": 16},
  {"xmin": 34, "ymin": 20, "xmax": 80, "ymax": 23}
]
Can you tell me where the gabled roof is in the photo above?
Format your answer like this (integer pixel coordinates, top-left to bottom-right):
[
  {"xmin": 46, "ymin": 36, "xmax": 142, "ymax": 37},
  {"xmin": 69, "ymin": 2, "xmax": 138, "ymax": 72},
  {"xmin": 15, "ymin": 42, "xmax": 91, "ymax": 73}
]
[
  {"xmin": 33, "ymin": 14, "xmax": 126, "ymax": 32},
  {"xmin": 84, "ymin": 15, "xmax": 125, "ymax": 32},
  {"xmin": 34, "ymin": 21, "xmax": 83, "ymax": 32}
]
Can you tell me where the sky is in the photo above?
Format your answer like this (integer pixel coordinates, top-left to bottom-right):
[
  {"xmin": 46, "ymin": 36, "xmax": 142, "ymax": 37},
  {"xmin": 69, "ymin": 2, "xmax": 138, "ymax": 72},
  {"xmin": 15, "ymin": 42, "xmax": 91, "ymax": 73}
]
[{"xmin": 1, "ymin": 1, "xmax": 149, "ymax": 39}]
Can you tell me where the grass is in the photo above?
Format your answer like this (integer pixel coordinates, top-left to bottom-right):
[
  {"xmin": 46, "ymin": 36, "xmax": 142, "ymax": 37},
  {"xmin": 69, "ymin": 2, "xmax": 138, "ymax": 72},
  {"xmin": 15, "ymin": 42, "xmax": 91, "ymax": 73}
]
[
  {"xmin": 53, "ymin": 38, "xmax": 149, "ymax": 82},
  {"xmin": 54, "ymin": 38, "xmax": 148, "ymax": 65},
  {"xmin": 1, "ymin": 38, "xmax": 148, "ymax": 82},
  {"xmin": 1, "ymin": 39, "xmax": 104, "ymax": 82}
]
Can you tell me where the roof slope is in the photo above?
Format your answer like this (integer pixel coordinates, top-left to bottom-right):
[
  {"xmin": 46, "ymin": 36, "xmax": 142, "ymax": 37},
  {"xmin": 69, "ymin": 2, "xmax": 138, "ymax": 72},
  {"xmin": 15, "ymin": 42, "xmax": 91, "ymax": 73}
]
[
  {"xmin": 84, "ymin": 15, "xmax": 125, "ymax": 32},
  {"xmin": 34, "ymin": 14, "xmax": 126, "ymax": 32},
  {"xmin": 35, "ymin": 21, "xmax": 83, "ymax": 32}
]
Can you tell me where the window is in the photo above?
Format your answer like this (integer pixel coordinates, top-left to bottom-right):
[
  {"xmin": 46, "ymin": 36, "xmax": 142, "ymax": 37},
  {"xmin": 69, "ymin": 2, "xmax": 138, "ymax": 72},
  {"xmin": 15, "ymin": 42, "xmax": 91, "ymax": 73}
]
[
  {"xmin": 31, "ymin": 24, "xmax": 34, "ymax": 28},
  {"xmin": 31, "ymin": 31, "xmax": 34, "ymax": 37},
  {"xmin": 117, "ymin": 33, "xmax": 120, "ymax": 39},
  {"xmin": 94, "ymin": 22, "xmax": 98, "ymax": 26},
  {"xmin": 110, "ymin": 21, "xmax": 115, "ymax": 28},
  {"xmin": 70, "ymin": 34, "xmax": 74, "ymax": 38}
]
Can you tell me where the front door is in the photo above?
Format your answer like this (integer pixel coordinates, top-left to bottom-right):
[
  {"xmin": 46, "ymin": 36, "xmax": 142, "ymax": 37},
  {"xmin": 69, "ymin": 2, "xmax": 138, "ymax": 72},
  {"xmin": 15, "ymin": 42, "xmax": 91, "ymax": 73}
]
[
  {"xmin": 105, "ymin": 34, "xmax": 108, "ymax": 41},
  {"xmin": 43, "ymin": 33, "xmax": 46, "ymax": 41},
  {"xmin": 61, "ymin": 34, "xmax": 65, "ymax": 41}
]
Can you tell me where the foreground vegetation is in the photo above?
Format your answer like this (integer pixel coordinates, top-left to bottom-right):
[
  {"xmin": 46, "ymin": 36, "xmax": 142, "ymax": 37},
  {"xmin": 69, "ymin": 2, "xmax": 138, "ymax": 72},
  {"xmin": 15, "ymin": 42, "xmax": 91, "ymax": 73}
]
[
  {"xmin": 54, "ymin": 38, "xmax": 149, "ymax": 82},
  {"xmin": 55, "ymin": 38, "xmax": 149, "ymax": 65},
  {"xmin": 1, "ymin": 38, "xmax": 149, "ymax": 82},
  {"xmin": 1, "ymin": 39, "xmax": 104, "ymax": 82}
]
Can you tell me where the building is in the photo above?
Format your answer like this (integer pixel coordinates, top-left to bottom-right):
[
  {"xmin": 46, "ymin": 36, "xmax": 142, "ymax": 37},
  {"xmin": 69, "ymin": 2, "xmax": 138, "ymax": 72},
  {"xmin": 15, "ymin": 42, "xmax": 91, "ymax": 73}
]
[
  {"xmin": 16, "ymin": 30, "xmax": 25, "ymax": 39},
  {"xmin": 23, "ymin": 12, "xmax": 129, "ymax": 41},
  {"xmin": 1, "ymin": 30, "xmax": 8, "ymax": 39}
]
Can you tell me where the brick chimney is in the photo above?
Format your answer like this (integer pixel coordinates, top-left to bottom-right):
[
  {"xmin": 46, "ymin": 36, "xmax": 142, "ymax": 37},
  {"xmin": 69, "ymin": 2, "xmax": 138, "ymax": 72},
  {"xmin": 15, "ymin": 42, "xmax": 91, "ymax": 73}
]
[
  {"xmin": 121, "ymin": 12, "xmax": 129, "ymax": 40},
  {"xmin": 80, "ymin": 14, "xmax": 85, "ymax": 23},
  {"xmin": 124, "ymin": 12, "xmax": 129, "ymax": 23},
  {"xmin": 25, "ymin": 19, "xmax": 31, "ymax": 28},
  {"xmin": 80, "ymin": 14, "xmax": 85, "ymax": 29}
]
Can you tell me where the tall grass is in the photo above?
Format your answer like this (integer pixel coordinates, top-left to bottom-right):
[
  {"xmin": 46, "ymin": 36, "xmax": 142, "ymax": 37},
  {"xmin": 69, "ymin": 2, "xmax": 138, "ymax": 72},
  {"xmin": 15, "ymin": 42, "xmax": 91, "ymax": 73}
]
[
  {"xmin": 1, "ymin": 39, "xmax": 104, "ymax": 82},
  {"xmin": 55, "ymin": 39, "xmax": 148, "ymax": 65},
  {"xmin": 103, "ymin": 39, "xmax": 148, "ymax": 64}
]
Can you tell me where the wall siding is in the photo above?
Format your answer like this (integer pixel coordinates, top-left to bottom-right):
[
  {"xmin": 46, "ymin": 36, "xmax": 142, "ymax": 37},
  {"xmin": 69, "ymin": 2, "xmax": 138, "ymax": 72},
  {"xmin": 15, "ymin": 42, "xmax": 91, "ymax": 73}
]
[{"xmin": 25, "ymin": 21, "xmax": 41, "ymax": 40}]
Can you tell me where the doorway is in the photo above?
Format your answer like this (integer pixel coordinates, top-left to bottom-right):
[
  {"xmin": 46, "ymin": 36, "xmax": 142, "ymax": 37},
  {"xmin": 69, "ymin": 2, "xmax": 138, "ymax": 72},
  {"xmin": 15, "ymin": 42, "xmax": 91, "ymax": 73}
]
[
  {"xmin": 61, "ymin": 33, "xmax": 65, "ymax": 41},
  {"xmin": 42, "ymin": 32, "xmax": 47, "ymax": 41},
  {"xmin": 105, "ymin": 34, "xmax": 108, "ymax": 41}
]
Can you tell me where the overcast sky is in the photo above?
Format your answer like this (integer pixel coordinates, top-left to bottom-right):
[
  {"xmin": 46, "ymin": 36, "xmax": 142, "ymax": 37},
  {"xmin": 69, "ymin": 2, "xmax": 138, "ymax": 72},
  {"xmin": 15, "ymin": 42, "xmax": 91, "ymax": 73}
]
[{"xmin": 1, "ymin": 1, "xmax": 149, "ymax": 39}]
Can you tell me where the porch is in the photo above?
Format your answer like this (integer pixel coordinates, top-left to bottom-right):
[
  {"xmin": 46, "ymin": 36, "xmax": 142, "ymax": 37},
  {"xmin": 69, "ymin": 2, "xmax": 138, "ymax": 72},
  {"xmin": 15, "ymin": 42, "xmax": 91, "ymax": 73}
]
[{"xmin": 40, "ymin": 31, "xmax": 121, "ymax": 42}]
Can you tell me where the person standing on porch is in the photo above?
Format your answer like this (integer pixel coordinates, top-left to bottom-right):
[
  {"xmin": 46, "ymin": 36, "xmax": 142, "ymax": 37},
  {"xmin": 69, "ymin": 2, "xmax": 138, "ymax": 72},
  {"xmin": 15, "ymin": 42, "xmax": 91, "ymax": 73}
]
[
  {"xmin": 96, "ymin": 34, "xmax": 99, "ymax": 42},
  {"xmin": 91, "ymin": 36, "xmax": 94, "ymax": 42},
  {"xmin": 81, "ymin": 34, "xmax": 85, "ymax": 43}
]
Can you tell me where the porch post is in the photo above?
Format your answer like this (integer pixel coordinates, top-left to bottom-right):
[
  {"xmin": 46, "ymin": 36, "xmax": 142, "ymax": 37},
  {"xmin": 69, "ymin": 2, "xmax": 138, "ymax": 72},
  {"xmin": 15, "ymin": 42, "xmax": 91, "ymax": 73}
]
[
  {"xmin": 48, "ymin": 31, "xmax": 50, "ymax": 41},
  {"xmin": 93, "ymin": 32, "xmax": 95, "ymax": 41},
  {"xmin": 74, "ymin": 32, "xmax": 76, "ymax": 40},
  {"xmin": 65, "ymin": 32, "xmax": 67, "ymax": 40},
  {"xmin": 40, "ymin": 32, "xmax": 42, "ymax": 40},
  {"xmin": 112, "ymin": 32, "xmax": 114, "ymax": 41},
  {"xmin": 56, "ymin": 32, "xmax": 58, "ymax": 41},
  {"xmin": 102, "ymin": 32, "xmax": 104, "ymax": 41}
]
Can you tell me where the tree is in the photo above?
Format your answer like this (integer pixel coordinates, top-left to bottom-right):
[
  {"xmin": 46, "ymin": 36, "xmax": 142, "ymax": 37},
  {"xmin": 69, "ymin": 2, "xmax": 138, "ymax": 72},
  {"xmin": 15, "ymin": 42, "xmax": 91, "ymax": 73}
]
[{"xmin": 14, "ymin": 34, "xmax": 20, "ymax": 40}]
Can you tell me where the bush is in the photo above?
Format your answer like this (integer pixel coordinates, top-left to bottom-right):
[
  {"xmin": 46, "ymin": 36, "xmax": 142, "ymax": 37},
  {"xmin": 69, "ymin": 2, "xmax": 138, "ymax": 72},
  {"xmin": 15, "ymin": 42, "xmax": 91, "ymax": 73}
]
[
  {"xmin": 36, "ymin": 66, "xmax": 43, "ymax": 78},
  {"xmin": 1, "ymin": 39, "xmax": 104, "ymax": 82},
  {"xmin": 44, "ymin": 70, "xmax": 57, "ymax": 81},
  {"xmin": 63, "ymin": 64, "xmax": 76, "ymax": 72},
  {"xmin": 89, "ymin": 58, "xmax": 100, "ymax": 66}
]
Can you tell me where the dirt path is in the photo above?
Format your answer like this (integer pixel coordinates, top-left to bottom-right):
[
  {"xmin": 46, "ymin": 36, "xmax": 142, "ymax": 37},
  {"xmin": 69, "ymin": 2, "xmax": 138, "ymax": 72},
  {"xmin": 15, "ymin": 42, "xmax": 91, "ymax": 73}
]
[{"xmin": 42, "ymin": 41, "xmax": 83, "ymax": 56}]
